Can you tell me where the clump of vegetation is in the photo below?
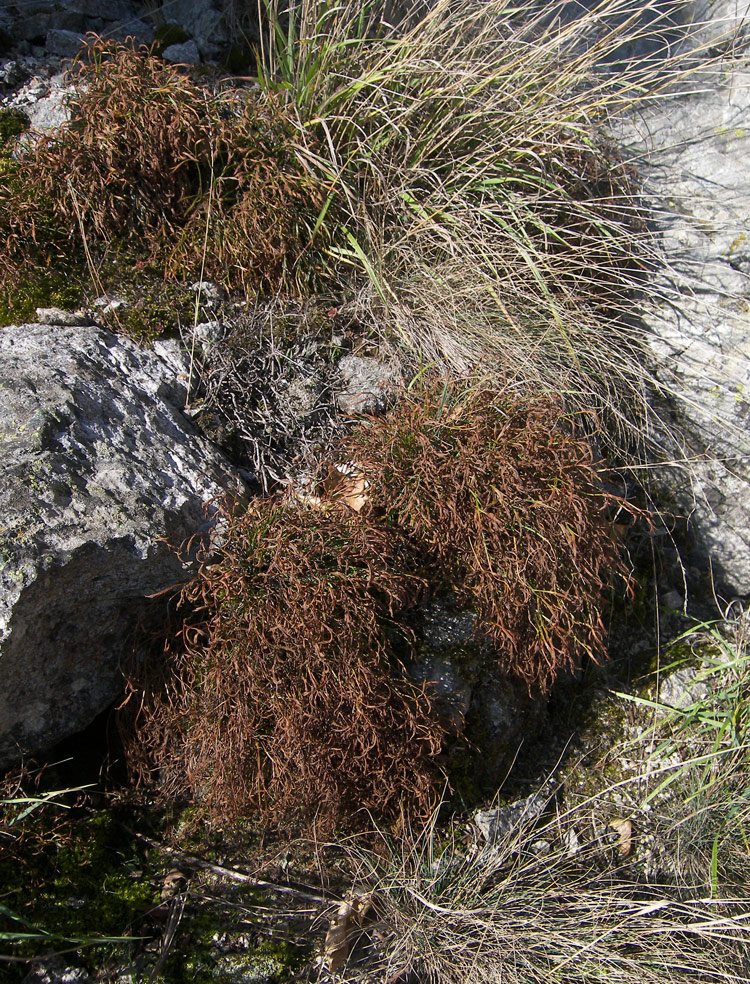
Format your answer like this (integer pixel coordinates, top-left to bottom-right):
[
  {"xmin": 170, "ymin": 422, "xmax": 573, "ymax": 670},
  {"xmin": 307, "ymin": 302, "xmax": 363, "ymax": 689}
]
[
  {"xmin": 188, "ymin": 299, "xmax": 346, "ymax": 489},
  {"xmin": 0, "ymin": 36, "xmax": 331, "ymax": 301},
  {"xmin": 123, "ymin": 380, "xmax": 631, "ymax": 828},
  {"xmin": 0, "ymin": 1, "xmax": 706, "ymax": 465},
  {"xmin": 620, "ymin": 612, "xmax": 750, "ymax": 895},
  {"xmin": 123, "ymin": 497, "xmax": 447, "ymax": 829},
  {"xmin": 252, "ymin": 0, "xmax": 690, "ymax": 458},
  {"xmin": 333, "ymin": 380, "xmax": 636, "ymax": 693},
  {"xmin": 323, "ymin": 785, "xmax": 750, "ymax": 984}
]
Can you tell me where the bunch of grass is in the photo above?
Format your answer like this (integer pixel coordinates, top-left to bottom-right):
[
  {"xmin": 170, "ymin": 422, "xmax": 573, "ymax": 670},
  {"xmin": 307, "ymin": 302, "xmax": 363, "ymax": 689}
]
[
  {"xmin": 254, "ymin": 0, "xmax": 717, "ymax": 457},
  {"xmin": 618, "ymin": 610, "xmax": 750, "ymax": 895},
  {"xmin": 325, "ymin": 791, "xmax": 750, "ymax": 984},
  {"xmin": 310, "ymin": 612, "xmax": 750, "ymax": 980},
  {"xmin": 123, "ymin": 379, "xmax": 631, "ymax": 827}
]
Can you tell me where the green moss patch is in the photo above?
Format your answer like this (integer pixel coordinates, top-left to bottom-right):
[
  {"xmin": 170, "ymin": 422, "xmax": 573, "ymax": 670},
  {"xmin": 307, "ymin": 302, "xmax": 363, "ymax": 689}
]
[
  {"xmin": 0, "ymin": 109, "xmax": 29, "ymax": 156},
  {"xmin": 0, "ymin": 798, "xmax": 158, "ymax": 974},
  {"xmin": 0, "ymin": 273, "xmax": 83, "ymax": 327}
]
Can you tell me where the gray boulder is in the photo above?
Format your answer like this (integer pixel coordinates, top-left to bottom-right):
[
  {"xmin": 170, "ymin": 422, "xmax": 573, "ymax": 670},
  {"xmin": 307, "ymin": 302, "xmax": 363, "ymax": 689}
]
[
  {"xmin": 62, "ymin": 0, "xmax": 134, "ymax": 18},
  {"xmin": 0, "ymin": 0, "xmax": 149, "ymax": 52},
  {"xmin": 150, "ymin": 0, "xmax": 228, "ymax": 59},
  {"xmin": 103, "ymin": 18, "xmax": 155, "ymax": 45},
  {"xmin": 620, "ymin": 66, "xmax": 750, "ymax": 595},
  {"xmin": 45, "ymin": 28, "xmax": 87, "ymax": 58},
  {"xmin": 0, "ymin": 324, "xmax": 244, "ymax": 769}
]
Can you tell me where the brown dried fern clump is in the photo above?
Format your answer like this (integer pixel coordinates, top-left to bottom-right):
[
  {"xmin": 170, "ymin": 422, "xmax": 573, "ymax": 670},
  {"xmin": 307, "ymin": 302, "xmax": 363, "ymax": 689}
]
[
  {"xmin": 124, "ymin": 499, "xmax": 446, "ymax": 830},
  {"xmin": 124, "ymin": 380, "xmax": 633, "ymax": 830},
  {"xmin": 330, "ymin": 380, "xmax": 633, "ymax": 695},
  {"xmin": 0, "ymin": 38, "xmax": 329, "ymax": 297}
]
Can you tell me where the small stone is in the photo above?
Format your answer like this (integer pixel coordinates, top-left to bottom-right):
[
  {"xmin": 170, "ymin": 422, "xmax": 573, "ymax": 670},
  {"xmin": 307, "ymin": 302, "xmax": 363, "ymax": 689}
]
[
  {"xmin": 162, "ymin": 40, "xmax": 201, "ymax": 64},
  {"xmin": 35, "ymin": 307, "xmax": 94, "ymax": 326},
  {"xmin": 193, "ymin": 320, "xmax": 225, "ymax": 351},
  {"xmin": 530, "ymin": 839, "xmax": 551, "ymax": 856},
  {"xmin": 0, "ymin": 60, "xmax": 25, "ymax": 88},
  {"xmin": 475, "ymin": 787, "xmax": 549, "ymax": 845},
  {"xmin": 190, "ymin": 280, "xmax": 223, "ymax": 308},
  {"xmin": 657, "ymin": 666, "xmax": 710, "ymax": 710},
  {"xmin": 35, "ymin": 307, "xmax": 95, "ymax": 326},
  {"xmin": 336, "ymin": 355, "xmax": 402, "ymax": 414},
  {"xmin": 22, "ymin": 956, "xmax": 89, "ymax": 984},
  {"xmin": 92, "ymin": 295, "xmax": 126, "ymax": 315},
  {"xmin": 45, "ymin": 28, "xmax": 86, "ymax": 58},
  {"xmin": 661, "ymin": 590, "xmax": 684, "ymax": 611},
  {"xmin": 563, "ymin": 828, "xmax": 581, "ymax": 857}
]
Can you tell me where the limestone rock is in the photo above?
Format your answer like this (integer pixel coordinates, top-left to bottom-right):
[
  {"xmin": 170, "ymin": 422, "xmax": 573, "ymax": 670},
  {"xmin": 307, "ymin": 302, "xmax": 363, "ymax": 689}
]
[
  {"xmin": 35, "ymin": 307, "xmax": 94, "ymax": 326},
  {"xmin": 0, "ymin": 324, "xmax": 244, "ymax": 769},
  {"xmin": 620, "ymin": 67, "xmax": 750, "ymax": 594},
  {"xmin": 0, "ymin": 60, "xmax": 26, "ymax": 89},
  {"xmin": 335, "ymin": 355, "xmax": 402, "ymax": 414},
  {"xmin": 475, "ymin": 786, "xmax": 551, "ymax": 845},
  {"xmin": 104, "ymin": 18, "xmax": 155, "ymax": 45},
  {"xmin": 62, "ymin": 0, "xmax": 134, "ymax": 18},
  {"xmin": 162, "ymin": 40, "xmax": 200, "ymax": 64},
  {"xmin": 8, "ymin": 71, "xmax": 71, "ymax": 132},
  {"xmin": 44, "ymin": 29, "xmax": 87, "ymax": 58},
  {"xmin": 156, "ymin": 1, "xmax": 228, "ymax": 59},
  {"xmin": 407, "ymin": 597, "xmax": 547, "ymax": 790}
]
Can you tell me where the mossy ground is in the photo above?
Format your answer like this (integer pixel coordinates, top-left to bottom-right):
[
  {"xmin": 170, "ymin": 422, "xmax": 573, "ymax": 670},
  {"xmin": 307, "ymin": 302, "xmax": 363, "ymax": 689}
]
[
  {"xmin": 0, "ymin": 784, "xmax": 311, "ymax": 982},
  {"xmin": 0, "ymin": 272, "xmax": 84, "ymax": 327},
  {"xmin": 0, "ymin": 109, "xmax": 29, "ymax": 153},
  {"xmin": 0, "ymin": 795, "xmax": 159, "ymax": 975},
  {"xmin": 0, "ymin": 249, "xmax": 199, "ymax": 341}
]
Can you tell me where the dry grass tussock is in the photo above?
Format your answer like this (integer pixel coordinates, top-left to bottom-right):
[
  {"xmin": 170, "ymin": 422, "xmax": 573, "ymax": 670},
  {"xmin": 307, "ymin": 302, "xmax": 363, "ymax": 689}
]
[
  {"xmin": 301, "ymin": 612, "xmax": 750, "ymax": 983},
  {"xmin": 254, "ymin": 0, "xmax": 725, "ymax": 457},
  {"xmin": 121, "ymin": 380, "xmax": 633, "ymax": 829},
  {"xmin": 318, "ymin": 798, "xmax": 750, "ymax": 984}
]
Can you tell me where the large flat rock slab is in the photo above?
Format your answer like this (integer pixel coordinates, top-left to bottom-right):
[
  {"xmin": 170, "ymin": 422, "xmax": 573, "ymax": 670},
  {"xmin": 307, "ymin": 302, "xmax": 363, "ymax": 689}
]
[{"xmin": 0, "ymin": 324, "xmax": 243, "ymax": 769}]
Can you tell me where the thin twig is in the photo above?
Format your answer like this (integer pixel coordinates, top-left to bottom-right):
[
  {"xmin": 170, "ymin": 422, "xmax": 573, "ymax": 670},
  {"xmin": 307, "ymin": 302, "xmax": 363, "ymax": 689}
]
[{"xmin": 125, "ymin": 828, "xmax": 332, "ymax": 904}]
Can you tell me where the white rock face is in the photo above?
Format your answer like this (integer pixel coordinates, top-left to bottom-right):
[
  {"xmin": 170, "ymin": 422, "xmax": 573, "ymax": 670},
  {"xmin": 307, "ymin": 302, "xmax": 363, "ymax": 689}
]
[
  {"xmin": 0, "ymin": 324, "xmax": 244, "ymax": 768},
  {"xmin": 620, "ymin": 61, "xmax": 750, "ymax": 594}
]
